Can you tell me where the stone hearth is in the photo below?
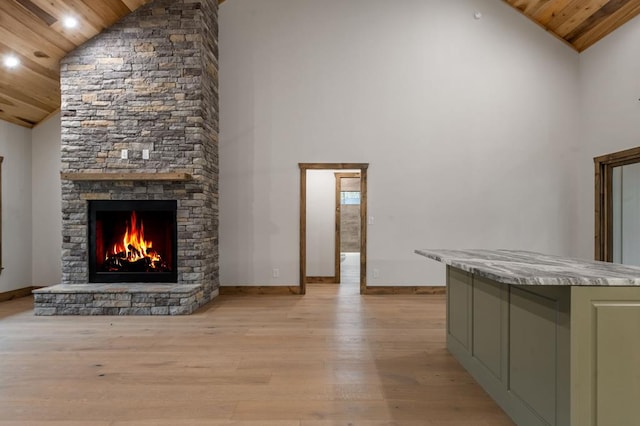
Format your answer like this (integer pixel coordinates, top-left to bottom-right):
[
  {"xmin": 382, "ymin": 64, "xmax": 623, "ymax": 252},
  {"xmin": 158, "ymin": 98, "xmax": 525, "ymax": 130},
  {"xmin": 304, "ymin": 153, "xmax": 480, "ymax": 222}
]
[
  {"xmin": 34, "ymin": 0, "xmax": 219, "ymax": 315},
  {"xmin": 33, "ymin": 284, "xmax": 205, "ymax": 316}
]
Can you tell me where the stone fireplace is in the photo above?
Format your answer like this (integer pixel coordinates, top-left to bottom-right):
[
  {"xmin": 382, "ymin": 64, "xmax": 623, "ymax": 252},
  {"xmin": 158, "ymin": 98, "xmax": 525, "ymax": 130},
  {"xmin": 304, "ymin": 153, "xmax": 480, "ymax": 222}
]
[{"xmin": 34, "ymin": 0, "xmax": 219, "ymax": 315}]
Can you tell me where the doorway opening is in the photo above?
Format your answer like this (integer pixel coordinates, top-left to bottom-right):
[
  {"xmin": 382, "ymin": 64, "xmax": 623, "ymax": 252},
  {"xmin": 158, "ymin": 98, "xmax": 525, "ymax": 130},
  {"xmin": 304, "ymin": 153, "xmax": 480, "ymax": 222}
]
[
  {"xmin": 595, "ymin": 147, "xmax": 640, "ymax": 263},
  {"xmin": 335, "ymin": 172, "xmax": 361, "ymax": 286},
  {"xmin": 299, "ymin": 163, "xmax": 369, "ymax": 295}
]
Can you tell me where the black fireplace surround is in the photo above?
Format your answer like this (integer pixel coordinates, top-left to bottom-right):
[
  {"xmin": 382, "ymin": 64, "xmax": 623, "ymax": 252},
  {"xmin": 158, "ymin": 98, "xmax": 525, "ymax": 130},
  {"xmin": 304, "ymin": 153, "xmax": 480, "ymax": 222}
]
[{"xmin": 88, "ymin": 200, "xmax": 178, "ymax": 283}]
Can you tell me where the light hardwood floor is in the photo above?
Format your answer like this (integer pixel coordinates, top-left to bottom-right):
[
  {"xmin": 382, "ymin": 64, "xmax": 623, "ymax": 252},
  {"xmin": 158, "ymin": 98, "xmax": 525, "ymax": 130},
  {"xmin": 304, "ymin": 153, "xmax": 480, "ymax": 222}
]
[
  {"xmin": 0, "ymin": 283, "xmax": 514, "ymax": 425},
  {"xmin": 340, "ymin": 252, "xmax": 360, "ymax": 285}
]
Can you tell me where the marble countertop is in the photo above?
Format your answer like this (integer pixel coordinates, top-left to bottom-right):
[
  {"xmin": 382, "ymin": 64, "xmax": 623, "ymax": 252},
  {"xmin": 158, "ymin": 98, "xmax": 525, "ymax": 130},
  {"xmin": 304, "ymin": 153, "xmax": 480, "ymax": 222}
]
[{"xmin": 415, "ymin": 249, "xmax": 640, "ymax": 286}]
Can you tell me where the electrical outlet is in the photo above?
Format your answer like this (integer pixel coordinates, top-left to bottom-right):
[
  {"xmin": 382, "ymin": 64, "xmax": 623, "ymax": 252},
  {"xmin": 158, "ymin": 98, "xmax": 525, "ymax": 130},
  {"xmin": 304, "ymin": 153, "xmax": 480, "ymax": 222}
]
[
  {"xmin": 121, "ymin": 149, "xmax": 128, "ymax": 159},
  {"xmin": 368, "ymin": 216, "xmax": 374, "ymax": 225},
  {"xmin": 142, "ymin": 149, "xmax": 149, "ymax": 160},
  {"xmin": 272, "ymin": 268, "xmax": 280, "ymax": 278},
  {"xmin": 373, "ymin": 269, "xmax": 380, "ymax": 278}
]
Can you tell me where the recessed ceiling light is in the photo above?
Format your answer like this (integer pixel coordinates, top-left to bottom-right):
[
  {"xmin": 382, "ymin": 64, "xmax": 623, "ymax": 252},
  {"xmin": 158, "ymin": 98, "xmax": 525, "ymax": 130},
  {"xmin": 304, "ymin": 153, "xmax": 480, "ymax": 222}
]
[
  {"xmin": 63, "ymin": 16, "xmax": 78, "ymax": 29},
  {"xmin": 3, "ymin": 55, "xmax": 20, "ymax": 68}
]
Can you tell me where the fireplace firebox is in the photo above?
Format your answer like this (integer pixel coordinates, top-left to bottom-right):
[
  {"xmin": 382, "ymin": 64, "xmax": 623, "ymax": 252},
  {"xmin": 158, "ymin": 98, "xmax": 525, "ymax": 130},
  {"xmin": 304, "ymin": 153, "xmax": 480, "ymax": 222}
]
[{"xmin": 88, "ymin": 200, "xmax": 178, "ymax": 283}]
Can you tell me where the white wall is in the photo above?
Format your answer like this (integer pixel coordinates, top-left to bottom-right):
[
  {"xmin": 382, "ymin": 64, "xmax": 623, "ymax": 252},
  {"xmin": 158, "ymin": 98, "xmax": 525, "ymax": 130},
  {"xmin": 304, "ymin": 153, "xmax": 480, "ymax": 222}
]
[
  {"xmin": 576, "ymin": 14, "xmax": 640, "ymax": 260},
  {"xmin": 32, "ymin": 113, "xmax": 62, "ymax": 286},
  {"xmin": 0, "ymin": 121, "xmax": 33, "ymax": 293},
  {"xmin": 0, "ymin": 112, "xmax": 61, "ymax": 293},
  {"xmin": 306, "ymin": 170, "xmax": 336, "ymax": 277},
  {"xmin": 219, "ymin": 0, "xmax": 581, "ymax": 286}
]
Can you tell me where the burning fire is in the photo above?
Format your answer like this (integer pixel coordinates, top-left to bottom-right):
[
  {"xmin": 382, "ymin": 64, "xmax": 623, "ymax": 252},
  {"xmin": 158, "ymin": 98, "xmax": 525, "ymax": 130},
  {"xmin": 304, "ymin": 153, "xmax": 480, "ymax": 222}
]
[{"xmin": 103, "ymin": 211, "xmax": 168, "ymax": 272}]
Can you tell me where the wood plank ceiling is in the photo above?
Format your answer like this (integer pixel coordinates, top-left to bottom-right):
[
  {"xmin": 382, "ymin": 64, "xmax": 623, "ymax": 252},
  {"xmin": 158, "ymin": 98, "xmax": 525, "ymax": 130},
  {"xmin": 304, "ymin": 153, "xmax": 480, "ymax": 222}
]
[
  {"xmin": 504, "ymin": 0, "xmax": 640, "ymax": 51},
  {"xmin": 0, "ymin": 0, "xmax": 155, "ymax": 128},
  {"xmin": 0, "ymin": 0, "xmax": 638, "ymax": 128}
]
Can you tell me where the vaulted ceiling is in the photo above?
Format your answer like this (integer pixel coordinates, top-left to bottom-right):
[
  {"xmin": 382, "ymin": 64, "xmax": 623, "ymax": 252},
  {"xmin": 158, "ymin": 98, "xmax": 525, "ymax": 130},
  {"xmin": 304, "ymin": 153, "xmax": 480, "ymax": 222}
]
[
  {"xmin": 504, "ymin": 0, "xmax": 640, "ymax": 51},
  {"xmin": 0, "ymin": 0, "xmax": 157, "ymax": 128},
  {"xmin": 0, "ymin": 0, "xmax": 639, "ymax": 128}
]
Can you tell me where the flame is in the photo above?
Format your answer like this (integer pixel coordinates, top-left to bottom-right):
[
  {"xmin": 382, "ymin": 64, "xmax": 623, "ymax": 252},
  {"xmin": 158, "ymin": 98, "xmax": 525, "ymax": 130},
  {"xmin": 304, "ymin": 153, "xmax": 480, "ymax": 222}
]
[{"xmin": 106, "ymin": 211, "xmax": 162, "ymax": 267}]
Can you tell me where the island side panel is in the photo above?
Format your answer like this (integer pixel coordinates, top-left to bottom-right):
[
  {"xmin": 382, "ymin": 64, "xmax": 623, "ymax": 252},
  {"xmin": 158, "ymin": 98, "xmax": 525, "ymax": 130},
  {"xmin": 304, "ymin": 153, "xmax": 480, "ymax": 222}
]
[
  {"xmin": 472, "ymin": 275, "xmax": 507, "ymax": 381},
  {"xmin": 445, "ymin": 266, "xmax": 570, "ymax": 426},
  {"xmin": 571, "ymin": 286, "xmax": 640, "ymax": 426},
  {"xmin": 509, "ymin": 286, "xmax": 571, "ymax": 426},
  {"xmin": 446, "ymin": 266, "xmax": 472, "ymax": 351},
  {"xmin": 446, "ymin": 267, "xmax": 515, "ymax": 421}
]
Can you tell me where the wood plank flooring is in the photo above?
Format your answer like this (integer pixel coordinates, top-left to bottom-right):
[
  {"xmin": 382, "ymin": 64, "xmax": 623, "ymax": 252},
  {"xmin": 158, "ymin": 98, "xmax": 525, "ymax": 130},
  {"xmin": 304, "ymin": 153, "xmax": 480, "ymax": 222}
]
[
  {"xmin": 340, "ymin": 252, "xmax": 360, "ymax": 285},
  {"xmin": 0, "ymin": 283, "xmax": 514, "ymax": 425}
]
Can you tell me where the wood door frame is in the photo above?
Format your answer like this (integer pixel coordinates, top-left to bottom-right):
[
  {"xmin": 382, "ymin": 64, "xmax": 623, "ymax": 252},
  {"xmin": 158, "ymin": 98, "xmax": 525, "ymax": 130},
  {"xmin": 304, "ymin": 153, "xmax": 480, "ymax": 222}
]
[
  {"xmin": 299, "ymin": 163, "xmax": 369, "ymax": 295},
  {"xmin": 594, "ymin": 146, "xmax": 640, "ymax": 261},
  {"xmin": 334, "ymin": 172, "xmax": 361, "ymax": 285}
]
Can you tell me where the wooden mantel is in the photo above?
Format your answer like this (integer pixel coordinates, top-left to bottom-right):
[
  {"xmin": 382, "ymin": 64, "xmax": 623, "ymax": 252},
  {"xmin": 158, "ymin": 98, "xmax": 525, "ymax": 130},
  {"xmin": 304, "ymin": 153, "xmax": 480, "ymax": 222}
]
[{"xmin": 60, "ymin": 172, "xmax": 193, "ymax": 182}]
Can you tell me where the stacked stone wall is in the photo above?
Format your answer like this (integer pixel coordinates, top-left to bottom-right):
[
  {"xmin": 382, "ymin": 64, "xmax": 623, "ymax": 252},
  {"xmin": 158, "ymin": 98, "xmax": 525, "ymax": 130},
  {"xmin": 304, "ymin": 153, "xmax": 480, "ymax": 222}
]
[{"xmin": 59, "ymin": 0, "xmax": 218, "ymax": 302}]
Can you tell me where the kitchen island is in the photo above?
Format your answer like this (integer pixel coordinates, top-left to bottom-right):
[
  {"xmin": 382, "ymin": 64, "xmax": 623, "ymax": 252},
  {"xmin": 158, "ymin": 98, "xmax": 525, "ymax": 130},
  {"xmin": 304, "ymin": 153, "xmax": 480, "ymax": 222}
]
[{"xmin": 416, "ymin": 249, "xmax": 640, "ymax": 426}]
